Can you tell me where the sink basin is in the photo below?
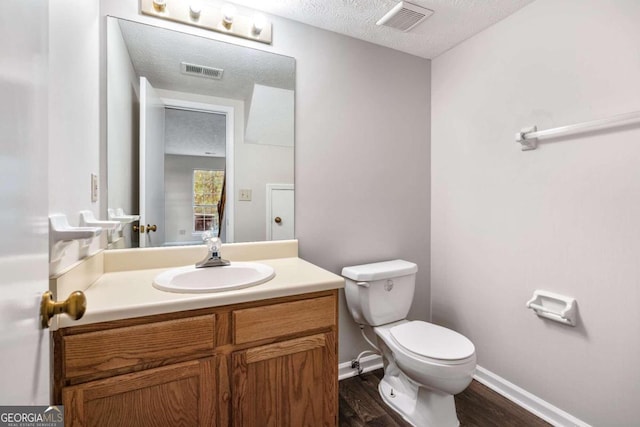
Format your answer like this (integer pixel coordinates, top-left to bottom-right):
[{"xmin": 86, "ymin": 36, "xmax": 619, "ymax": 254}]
[{"xmin": 153, "ymin": 262, "xmax": 275, "ymax": 293}]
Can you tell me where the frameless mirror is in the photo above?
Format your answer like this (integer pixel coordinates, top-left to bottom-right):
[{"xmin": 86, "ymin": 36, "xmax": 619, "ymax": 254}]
[{"xmin": 106, "ymin": 17, "xmax": 295, "ymax": 249}]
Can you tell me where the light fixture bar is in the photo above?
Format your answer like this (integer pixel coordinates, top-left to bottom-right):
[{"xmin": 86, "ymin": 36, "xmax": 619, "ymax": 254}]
[{"xmin": 140, "ymin": 0, "xmax": 272, "ymax": 45}]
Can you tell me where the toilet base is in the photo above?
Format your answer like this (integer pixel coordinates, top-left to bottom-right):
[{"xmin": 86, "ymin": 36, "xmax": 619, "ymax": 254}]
[{"xmin": 378, "ymin": 373, "xmax": 460, "ymax": 427}]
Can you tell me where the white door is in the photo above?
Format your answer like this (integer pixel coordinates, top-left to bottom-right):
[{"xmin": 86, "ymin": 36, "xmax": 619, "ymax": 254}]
[
  {"xmin": 266, "ymin": 184, "xmax": 294, "ymax": 241},
  {"xmin": 0, "ymin": 0, "xmax": 50, "ymax": 404},
  {"xmin": 139, "ymin": 77, "xmax": 166, "ymax": 247}
]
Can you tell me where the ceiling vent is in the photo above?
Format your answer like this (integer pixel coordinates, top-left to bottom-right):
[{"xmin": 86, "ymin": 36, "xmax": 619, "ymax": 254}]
[
  {"xmin": 376, "ymin": 1, "xmax": 434, "ymax": 32},
  {"xmin": 180, "ymin": 62, "xmax": 223, "ymax": 80}
]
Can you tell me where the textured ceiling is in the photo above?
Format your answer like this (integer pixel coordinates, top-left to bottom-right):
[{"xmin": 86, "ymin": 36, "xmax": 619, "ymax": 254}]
[
  {"xmin": 165, "ymin": 108, "xmax": 227, "ymax": 157},
  {"xmin": 117, "ymin": 18, "xmax": 295, "ymax": 101},
  {"xmin": 113, "ymin": 18, "xmax": 296, "ymax": 158},
  {"xmin": 228, "ymin": 0, "xmax": 536, "ymax": 58}
]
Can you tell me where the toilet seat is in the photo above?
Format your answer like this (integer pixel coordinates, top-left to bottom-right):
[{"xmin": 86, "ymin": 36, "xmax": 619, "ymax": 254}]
[{"xmin": 388, "ymin": 321, "xmax": 475, "ymax": 364}]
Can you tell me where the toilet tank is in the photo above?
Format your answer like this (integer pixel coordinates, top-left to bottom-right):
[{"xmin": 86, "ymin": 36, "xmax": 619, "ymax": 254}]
[{"xmin": 342, "ymin": 260, "xmax": 417, "ymax": 326}]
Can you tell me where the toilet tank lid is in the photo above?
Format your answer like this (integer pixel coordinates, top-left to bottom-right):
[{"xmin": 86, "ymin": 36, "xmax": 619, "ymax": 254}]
[{"xmin": 341, "ymin": 259, "xmax": 417, "ymax": 281}]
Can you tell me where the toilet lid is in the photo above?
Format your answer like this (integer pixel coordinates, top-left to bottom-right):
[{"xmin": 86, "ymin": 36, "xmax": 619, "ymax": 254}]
[
  {"xmin": 389, "ymin": 321, "xmax": 475, "ymax": 361},
  {"xmin": 342, "ymin": 259, "xmax": 417, "ymax": 281}
]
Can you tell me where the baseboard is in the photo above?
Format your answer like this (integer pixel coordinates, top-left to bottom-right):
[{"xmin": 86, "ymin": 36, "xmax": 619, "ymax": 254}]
[
  {"xmin": 338, "ymin": 359, "xmax": 589, "ymax": 426},
  {"xmin": 474, "ymin": 365, "xmax": 591, "ymax": 427},
  {"xmin": 338, "ymin": 354, "xmax": 383, "ymax": 381}
]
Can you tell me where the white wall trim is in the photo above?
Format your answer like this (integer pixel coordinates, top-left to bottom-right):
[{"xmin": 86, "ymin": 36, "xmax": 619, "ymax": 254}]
[
  {"xmin": 474, "ymin": 365, "xmax": 591, "ymax": 427},
  {"xmin": 338, "ymin": 354, "xmax": 383, "ymax": 381}
]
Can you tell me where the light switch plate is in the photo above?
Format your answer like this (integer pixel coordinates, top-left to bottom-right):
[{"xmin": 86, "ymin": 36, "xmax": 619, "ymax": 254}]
[
  {"xmin": 239, "ymin": 189, "xmax": 252, "ymax": 201},
  {"xmin": 91, "ymin": 174, "xmax": 98, "ymax": 202}
]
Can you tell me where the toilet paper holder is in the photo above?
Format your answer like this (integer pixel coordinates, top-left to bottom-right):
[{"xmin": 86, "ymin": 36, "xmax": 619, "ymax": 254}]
[{"xmin": 526, "ymin": 290, "xmax": 577, "ymax": 326}]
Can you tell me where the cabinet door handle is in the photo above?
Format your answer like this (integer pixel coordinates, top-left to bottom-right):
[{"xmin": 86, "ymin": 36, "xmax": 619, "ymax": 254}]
[
  {"xmin": 147, "ymin": 224, "xmax": 158, "ymax": 233},
  {"xmin": 274, "ymin": 217, "xmax": 282, "ymax": 224}
]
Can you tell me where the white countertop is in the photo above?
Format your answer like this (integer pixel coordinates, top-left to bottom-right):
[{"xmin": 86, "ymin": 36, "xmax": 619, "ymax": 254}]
[{"xmin": 56, "ymin": 257, "xmax": 344, "ymax": 329}]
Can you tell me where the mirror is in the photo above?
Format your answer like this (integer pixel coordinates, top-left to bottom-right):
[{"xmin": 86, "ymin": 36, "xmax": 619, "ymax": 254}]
[{"xmin": 106, "ymin": 17, "xmax": 295, "ymax": 249}]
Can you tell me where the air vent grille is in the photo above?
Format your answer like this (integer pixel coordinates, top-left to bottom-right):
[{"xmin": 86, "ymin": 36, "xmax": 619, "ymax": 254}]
[
  {"xmin": 377, "ymin": 1, "xmax": 434, "ymax": 32},
  {"xmin": 180, "ymin": 62, "xmax": 223, "ymax": 80}
]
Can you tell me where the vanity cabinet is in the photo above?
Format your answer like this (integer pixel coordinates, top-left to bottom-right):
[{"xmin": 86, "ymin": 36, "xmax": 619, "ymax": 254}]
[
  {"xmin": 53, "ymin": 290, "xmax": 338, "ymax": 427},
  {"xmin": 232, "ymin": 333, "xmax": 336, "ymax": 427}
]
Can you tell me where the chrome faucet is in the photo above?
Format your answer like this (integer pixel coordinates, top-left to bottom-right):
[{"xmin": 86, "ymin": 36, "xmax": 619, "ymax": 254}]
[{"xmin": 196, "ymin": 231, "xmax": 230, "ymax": 268}]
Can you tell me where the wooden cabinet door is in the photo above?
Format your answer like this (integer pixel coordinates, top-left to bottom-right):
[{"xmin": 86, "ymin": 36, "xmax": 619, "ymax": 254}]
[
  {"xmin": 232, "ymin": 332, "xmax": 337, "ymax": 427},
  {"xmin": 63, "ymin": 358, "xmax": 216, "ymax": 427}
]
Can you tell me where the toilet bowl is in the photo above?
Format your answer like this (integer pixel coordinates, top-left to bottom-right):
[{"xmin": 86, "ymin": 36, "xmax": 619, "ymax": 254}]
[
  {"xmin": 374, "ymin": 320, "xmax": 476, "ymax": 426},
  {"xmin": 376, "ymin": 320, "xmax": 476, "ymax": 394},
  {"xmin": 342, "ymin": 260, "xmax": 476, "ymax": 427}
]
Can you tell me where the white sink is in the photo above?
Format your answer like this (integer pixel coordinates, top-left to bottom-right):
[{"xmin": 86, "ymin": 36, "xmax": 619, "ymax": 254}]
[{"xmin": 153, "ymin": 262, "xmax": 275, "ymax": 293}]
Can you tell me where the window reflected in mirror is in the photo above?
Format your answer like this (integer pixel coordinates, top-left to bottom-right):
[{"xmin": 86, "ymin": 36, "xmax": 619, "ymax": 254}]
[{"xmin": 193, "ymin": 169, "xmax": 224, "ymax": 234}]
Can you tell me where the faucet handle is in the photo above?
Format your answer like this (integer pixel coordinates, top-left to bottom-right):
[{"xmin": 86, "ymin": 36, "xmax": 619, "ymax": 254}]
[{"xmin": 202, "ymin": 230, "xmax": 221, "ymax": 254}]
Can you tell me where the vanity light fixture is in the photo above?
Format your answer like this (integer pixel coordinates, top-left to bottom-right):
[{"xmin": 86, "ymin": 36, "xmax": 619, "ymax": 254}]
[{"xmin": 140, "ymin": 0, "xmax": 273, "ymax": 45}]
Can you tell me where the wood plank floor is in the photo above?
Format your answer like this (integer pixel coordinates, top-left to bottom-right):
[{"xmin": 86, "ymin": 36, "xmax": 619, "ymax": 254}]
[{"xmin": 339, "ymin": 370, "xmax": 551, "ymax": 427}]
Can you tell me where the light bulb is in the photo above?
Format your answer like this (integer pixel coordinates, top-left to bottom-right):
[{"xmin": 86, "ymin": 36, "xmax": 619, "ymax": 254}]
[
  {"xmin": 152, "ymin": 0, "xmax": 166, "ymax": 12},
  {"xmin": 221, "ymin": 4, "xmax": 236, "ymax": 29},
  {"xmin": 189, "ymin": 3, "xmax": 202, "ymax": 19},
  {"xmin": 252, "ymin": 14, "xmax": 266, "ymax": 36}
]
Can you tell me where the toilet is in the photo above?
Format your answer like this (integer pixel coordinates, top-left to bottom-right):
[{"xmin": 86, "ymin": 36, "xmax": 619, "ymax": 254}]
[{"xmin": 342, "ymin": 259, "xmax": 476, "ymax": 427}]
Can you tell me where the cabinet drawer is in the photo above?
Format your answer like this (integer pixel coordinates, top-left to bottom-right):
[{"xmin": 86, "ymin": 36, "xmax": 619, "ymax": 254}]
[
  {"xmin": 233, "ymin": 295, "xmax": 335, "ymax": 345},
  {"xmin": 63, "ymin": 315, "xmax": 215, "ymax": 380}
]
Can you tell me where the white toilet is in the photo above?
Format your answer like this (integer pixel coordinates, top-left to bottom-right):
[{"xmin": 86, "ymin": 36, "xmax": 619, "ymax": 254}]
[{"xmin": 342, "ymin": 259, "xmax": 476, "ymax": 427}]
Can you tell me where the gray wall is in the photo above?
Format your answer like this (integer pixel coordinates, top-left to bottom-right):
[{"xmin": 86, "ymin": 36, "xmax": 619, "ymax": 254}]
[
  {"xmin": 291, "ymin": 25, "xmax": 431, "ymax": 362},
  {"xmin": 431, "ymin": 0, "xmax": 640, "ymax": 424},
  {"xmin": 100, "ymin": 0, "xmax": 431, "ymax": 364}
]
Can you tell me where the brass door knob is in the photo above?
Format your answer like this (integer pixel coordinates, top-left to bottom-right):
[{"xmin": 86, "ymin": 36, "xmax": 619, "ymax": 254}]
[
  {"xmin": 274, "ymin": 217, "xmax": 282, "ymax": 224},
  {"xmin": 40, "ymin": 290, "xmax": 87, "ymax": 329},
  {"xmin": 147, "ymin": 224, "xmax": 157, "ymax": 232},
  {"xmin": 133, "ymin": 224, "xmax": 145, "ymax": 233}
]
